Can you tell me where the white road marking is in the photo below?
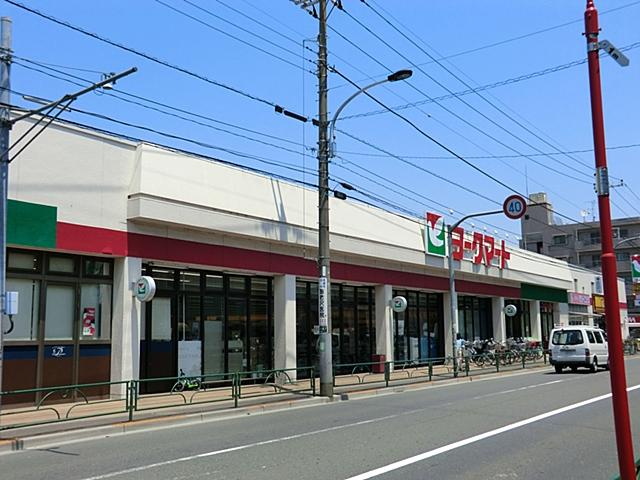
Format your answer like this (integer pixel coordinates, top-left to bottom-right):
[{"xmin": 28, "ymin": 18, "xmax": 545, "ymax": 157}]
[
  {"xmin": 343, "ymin": 384, "xmax": 640, "ymax": 480},
  {"xmin": 471, "ymin": 379, "xmax": 564, "ymax": 400},
  {"xmin": 75, "ymin": 376, "xmax": 590, "ymax": 480}
]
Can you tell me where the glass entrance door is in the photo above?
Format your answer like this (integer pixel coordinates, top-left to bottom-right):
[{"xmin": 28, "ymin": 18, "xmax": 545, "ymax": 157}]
[
  {"xmin": 227, "ymin": 299, "xmax": 247, "ymax": 374},
  {"xmin": 145, "ymin": 296, "xmax": 176, "ymax": 391}
]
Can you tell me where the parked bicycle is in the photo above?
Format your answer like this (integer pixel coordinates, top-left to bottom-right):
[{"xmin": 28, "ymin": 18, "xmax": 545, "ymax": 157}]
[{"xmin": 172, "ymin": 369, "xmax": 202, "ymax": 393}]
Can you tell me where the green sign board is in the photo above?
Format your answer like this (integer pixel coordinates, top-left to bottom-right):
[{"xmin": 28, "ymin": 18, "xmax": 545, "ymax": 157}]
[{"xmin": 7, "ymin": 199, "xmax": 57, "ymax": 248}]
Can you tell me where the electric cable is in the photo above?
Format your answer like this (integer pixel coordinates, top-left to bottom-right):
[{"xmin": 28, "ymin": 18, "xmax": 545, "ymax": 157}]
[
  {"xmin": 339, "ymin": 4, "xmax": 595, "ymax": 183},
  {"xmin": 332, "ymin": 69, "xmax": 597, "ymax": 230},
  {"xmin": 13, "ymin": 59, "xmax": 311, "ymax": 157},
  {"xmin": 3, "ymin": 0, "xmax": 293, "ymax": 109},
  {"xmin": 362, "ymin": 0, "xmax": 602, "ymax": 177},
  {"xmin": 153, "ymin": 0, "xmax": 315, "ymax": 73},
  {"xmin": 329, "ymin": 0, "xmax": 640, "ymax": 90},
  {"xmin": 341, "ymin": 41, "xmax": 640, "ymax": 121}
]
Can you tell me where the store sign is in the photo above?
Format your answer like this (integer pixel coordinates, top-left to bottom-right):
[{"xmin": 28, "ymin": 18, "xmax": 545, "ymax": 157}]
[
  {"xmin": 629, "ymin": 315, "xmax": 640, "ymax": 324},
  {"xmin": 135, "ymin": 276, "xmax": 156, "ymax": 302},
  {"xmin": 391, "ymin": 296, "xmax": 408, "ymax": 313},
  {"xmin": 425, "ymin": 212, "xmax": 446, "ymax": 256},
  {"xmin": 632, "ymin": 255, "xmax": 640, "ymax": 283},
  {"xmin": 568, "ymin": 292, "xmax": 592, "ymax": 306},
  {"xmin": 592, "ymin": 294, "xmax": 606, "ymax": 314},
  {"xmin": 424, "ymin": 212, "xmax": 511, "ymax": 269}
]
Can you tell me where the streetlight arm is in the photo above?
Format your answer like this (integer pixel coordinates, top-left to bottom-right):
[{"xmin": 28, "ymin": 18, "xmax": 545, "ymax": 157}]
[
  {"xmin": 450, "ymin": 209, "xmax": 504, "ymax": 232},
  {"xmin": 328, "ymin": 77, "xmax": 389, "ymax": 155},
  {"xmin": 615, "ymin": 235, "xmax": 640, "ymax": 249},
  {"xmin": 10, "ymin": 67, "xmax": 137, "ymax": 124}
]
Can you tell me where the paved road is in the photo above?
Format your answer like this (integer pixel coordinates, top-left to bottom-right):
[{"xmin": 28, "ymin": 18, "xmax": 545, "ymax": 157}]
[{"xmin": 4, "ymin": 359, "xmax": 640, "ymax": 480}]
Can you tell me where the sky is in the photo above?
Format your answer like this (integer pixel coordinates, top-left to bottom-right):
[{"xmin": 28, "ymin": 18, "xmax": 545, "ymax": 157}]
[{"xmin": 2, "ymin": 0, "xmax": 640, "ymax": 245}]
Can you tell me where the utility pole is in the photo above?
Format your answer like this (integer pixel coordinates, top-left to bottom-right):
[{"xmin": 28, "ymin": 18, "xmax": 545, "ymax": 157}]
[
  {"xmin": 0, "ymin": 16, "xmax": 11, "ymax": 413},
  {"xmin": 584, "ymin": 1, "xmax": 635, "ymax": 478},
  {"xmin": 316, "ymin": 0, "xmax": 333, "ymax": 397}
]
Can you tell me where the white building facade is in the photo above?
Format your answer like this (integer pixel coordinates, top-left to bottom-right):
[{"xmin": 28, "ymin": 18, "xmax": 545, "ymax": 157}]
[{"xmin": 3, "ymin": 120, "xmax": 629, "ymax": 398}]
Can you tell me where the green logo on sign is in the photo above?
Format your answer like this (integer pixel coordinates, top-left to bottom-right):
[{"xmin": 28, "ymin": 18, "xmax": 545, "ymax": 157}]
[
  {"xmin": 632, "ymin": 255, "xmax": 640, "ymax": 282},
  {"xmin": 425, "ymin": 212, "xmax": 446, "ymax": 256}
]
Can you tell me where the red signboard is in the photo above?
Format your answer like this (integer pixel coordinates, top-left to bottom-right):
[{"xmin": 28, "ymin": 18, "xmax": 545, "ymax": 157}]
[{"xmin": 450, "ymin": 225, "xmax": 511, "ymax": 269}]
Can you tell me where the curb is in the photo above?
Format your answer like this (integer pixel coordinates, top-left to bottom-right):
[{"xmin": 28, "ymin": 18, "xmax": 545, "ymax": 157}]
[
  {"xmin": 0, "ymin": 365, "xmax": 551, "ymax": 454},
  {"xmin": 0, "ymin": 395, "xmax": 337, "ymax": 454}
]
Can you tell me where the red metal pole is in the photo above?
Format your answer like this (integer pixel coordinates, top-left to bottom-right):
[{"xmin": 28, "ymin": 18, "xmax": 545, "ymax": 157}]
[{"xmin": 584, "ymin": 2, "xmax": 636, "ymax": 478}]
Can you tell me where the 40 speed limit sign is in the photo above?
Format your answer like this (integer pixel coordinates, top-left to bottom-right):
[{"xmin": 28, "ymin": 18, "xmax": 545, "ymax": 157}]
[{"xmin": 503, "ymin": 195, "xmax": 527, "ymax": 220}]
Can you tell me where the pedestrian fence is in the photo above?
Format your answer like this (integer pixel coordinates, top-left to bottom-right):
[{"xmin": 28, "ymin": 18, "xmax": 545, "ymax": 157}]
[{"xmin": 0, "ymin": 352, "xmax": 550, "ymax": 431}]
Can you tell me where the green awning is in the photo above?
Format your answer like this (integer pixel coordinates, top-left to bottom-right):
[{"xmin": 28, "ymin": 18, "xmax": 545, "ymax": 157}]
[{"xmin": 520, "ymin": 283, "xmax": 568, "ymax": 303}]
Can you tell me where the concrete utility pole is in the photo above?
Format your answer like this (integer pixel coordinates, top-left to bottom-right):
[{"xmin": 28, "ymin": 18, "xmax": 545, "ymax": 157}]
[
  {"xmin": 316, "ymin": 0, "xmax": 333, "ymax": 397},
  {"xmin": 584, "ymin": 1, "xmax": 635, "ymax": 478},
  {"xmin": 0, "ymin": 16, "xmax": 11, "ymax": 411}
]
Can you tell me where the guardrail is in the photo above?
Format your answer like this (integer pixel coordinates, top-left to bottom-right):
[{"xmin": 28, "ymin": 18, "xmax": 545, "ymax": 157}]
[
  {"xmin": 0, "ymin": 351, "xmax": 550, "ymax": 431},
  {"xmin": 0, "ymin": 367, "xmax": 316, "ymax": 431}
]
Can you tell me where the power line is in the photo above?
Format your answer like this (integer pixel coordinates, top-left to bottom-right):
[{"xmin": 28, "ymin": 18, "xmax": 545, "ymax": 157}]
[
  {"xmin": 339, "ymin": 4, "xmax": 595, "ymax": 184},
  {"xmin": 338, "ymin": 143, "xmax": 640, "ymax": 160},
  {"xmin": 340, "ymin": 40, "xmax": 640, "ymax": 121},
  {"xmin": 362, "ymin": 0, "xmax": 599, "ymax": 177},
  {"xmin": 13, "ymin": 58, "xmax": 311, "ymax": 158},
  {"xmin": 3, "ymin": 0, "xmax": 288, "ymax": 109},
  {"xmin": 332, "ymin": 69, "xmax": 594, "ymax": 230},
  {"xmin": 152, "ymin": 0, "xmax": 315, "ymax": 73},
  {"xmin": 330, "ymin": 0, "xmax": 640, "ymax": 91}
]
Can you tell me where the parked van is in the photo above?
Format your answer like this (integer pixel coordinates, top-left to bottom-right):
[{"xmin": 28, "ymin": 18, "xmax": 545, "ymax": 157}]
[{"xmin": 548, "ymin": 326, "xmax": 609, "ymax": 373}]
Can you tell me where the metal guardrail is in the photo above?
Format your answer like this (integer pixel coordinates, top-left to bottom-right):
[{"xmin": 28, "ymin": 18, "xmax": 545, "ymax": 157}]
[
  {"xmin": 0, "ymin": 367, "xmax": 316, "ymax": 431},
  {"xmin": 0, "ymin": 351, "xmax": 550, "ymax": 431}
]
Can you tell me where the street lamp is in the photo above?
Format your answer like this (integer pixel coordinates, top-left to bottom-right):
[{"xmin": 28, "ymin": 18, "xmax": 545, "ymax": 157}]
[
  {"xmin": 329, "ymin": 69, "xmax": 413, "ymax": 158},
  {"xmin": 446, "ymin": 210, "xmax": 502, "ymax": 376},
  {"xmin": 316, "ymin": 68, "xmax": 412, "ymax": 397}
]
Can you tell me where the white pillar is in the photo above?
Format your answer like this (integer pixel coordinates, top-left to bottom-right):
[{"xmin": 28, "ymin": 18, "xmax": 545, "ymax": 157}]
[
  {"xmin": 375, "ymin": 285, "xmax": 393, "ymax": 365},
  {"xmin": 110, "ymin": 257, "xmax": 142, "ymax": 398},
  {"xmin": 530, "ymin": 300, "xmax": 542, "ymax": 341},
  {"xmin": 274, "ymin": 274, "xmax": 297, "ymax": 380},
  {"xmin": 443, "ymin": 292, "xmax": 454, "ymax": 357},
  {"xmin": 492, "ymin": 297, "xmax": 506, "ymax": 343},
  {"xmin": 555, "ymin": 303, "xmax": 569, "ymax": 327}
]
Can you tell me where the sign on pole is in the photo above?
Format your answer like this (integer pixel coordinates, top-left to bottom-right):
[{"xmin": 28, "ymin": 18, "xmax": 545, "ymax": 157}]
[
  {"xmin": 631, "ymin": 255, "xmax": 640, "ymax": 283},
  {"xmin": 503, "ymin": 195, "xmax": 527, "ymax": 220}
]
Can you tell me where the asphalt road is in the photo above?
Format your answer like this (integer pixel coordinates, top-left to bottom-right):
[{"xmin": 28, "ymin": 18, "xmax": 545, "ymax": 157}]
[{"xmin": 4, "ymin": 359, "xmax": 640, "ymax": 480}]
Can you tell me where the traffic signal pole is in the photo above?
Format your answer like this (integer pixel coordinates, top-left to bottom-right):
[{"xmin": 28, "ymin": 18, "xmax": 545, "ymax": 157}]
[{"xmin": 584, "ymin": 2, "xmax": 636, "ymax": 478}]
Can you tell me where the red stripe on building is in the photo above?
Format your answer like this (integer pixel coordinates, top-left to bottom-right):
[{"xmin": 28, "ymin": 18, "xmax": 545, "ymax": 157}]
[{"xmin": 57, "ymin": 222, "xmax": 520, "ymax": 297}]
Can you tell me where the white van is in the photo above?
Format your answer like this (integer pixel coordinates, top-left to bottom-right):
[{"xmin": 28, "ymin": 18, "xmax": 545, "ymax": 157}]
[{"xmin": 548, "ymin": 326, "xmax": 609, "ymax": 373}]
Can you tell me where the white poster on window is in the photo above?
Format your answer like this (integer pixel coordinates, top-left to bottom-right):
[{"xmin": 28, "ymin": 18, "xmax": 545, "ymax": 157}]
[{"xmin": 178, "ymin": 341, "xmax": 201, "ymax": 377}]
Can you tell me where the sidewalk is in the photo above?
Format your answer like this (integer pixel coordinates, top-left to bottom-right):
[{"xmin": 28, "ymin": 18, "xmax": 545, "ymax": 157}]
[{"xmin": 0, "ymin": 359, "xmax": 549, "ymax": 451}]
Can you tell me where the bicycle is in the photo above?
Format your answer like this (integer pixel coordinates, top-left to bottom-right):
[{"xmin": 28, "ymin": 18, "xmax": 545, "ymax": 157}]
[{"xmin": 172, "ymin": 369, "xmax": 202, "ymax": 392}]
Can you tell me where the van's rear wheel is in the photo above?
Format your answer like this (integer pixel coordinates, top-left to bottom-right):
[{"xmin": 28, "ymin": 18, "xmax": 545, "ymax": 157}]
[
  {"xmin": 555, "ymin": 365, "xmax": 563, "ymax": 374},
  {"xmin": 590, "ymin": 357, "xmax": 598, "ymax": 373}
]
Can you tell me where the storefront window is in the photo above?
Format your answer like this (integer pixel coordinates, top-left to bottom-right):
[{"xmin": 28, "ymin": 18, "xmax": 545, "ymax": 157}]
[
  {"xmin": 151, "ymin": 268, "xmax": 175, "ymax": 291},
  {"xmin": 205, "ymin": 274, "xmax": 223, "ymax": 290},
  {"xmin": 83, "ymin": 259, "xmax": 111, "ymax": 277},
  {"xmin": 180, "ymin": 272, "xmax": 201, "ymax": 292},
  {"xmin": 5, "ymin": 278, "xmax": 40, "ymax": 340},
  {"xmin": 203, "ymin": 295, "xmax": 225, "ymax": 375},
  {"xmin": 394, "ymin": 290, "xmax": 444, "ymax": 361},
  {"xmin": 249, "ymin": 299, "xmax": 269, "ymax": 372},
  {"xmin": 8, "ymin": 250, "xmax": 41, "ymax": 272},
  {"xmin": 45, "ymin": 284, "xmax": 75, "ymax": 340},
  {"xmin": 80, "ymin": 283, "xmax": 112, "ymax": 340},
  {"xmin": 458, "ymin": 296, "xmax": 493, "ymax": 341},
  {"xmin": 48, "ymin": 256, "xmax": 77, "ymax": 274}
]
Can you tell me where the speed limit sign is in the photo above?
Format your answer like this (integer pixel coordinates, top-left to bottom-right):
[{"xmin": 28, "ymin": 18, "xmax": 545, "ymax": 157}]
[{"xmin": 503, "ymin": 194, "xmax": 527, "ymax": 220}]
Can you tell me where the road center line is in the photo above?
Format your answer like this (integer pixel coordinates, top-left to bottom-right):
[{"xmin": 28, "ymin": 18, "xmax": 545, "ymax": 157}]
[{"xmin": 343, "ymin": 384, "xmax": 640, "ymax": 480}]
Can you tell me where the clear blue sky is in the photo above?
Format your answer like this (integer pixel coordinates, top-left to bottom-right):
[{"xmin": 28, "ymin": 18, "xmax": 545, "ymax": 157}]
[{"xmin": 3, "ymin": 0, "xmax": 640, "ymax": 243}]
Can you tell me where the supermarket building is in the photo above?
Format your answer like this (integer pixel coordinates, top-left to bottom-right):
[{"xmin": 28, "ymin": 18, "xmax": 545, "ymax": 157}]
[{"xmin": 3, "ymin": 119, "xmax": 629, "ymax": 395}]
